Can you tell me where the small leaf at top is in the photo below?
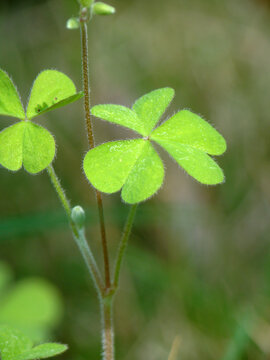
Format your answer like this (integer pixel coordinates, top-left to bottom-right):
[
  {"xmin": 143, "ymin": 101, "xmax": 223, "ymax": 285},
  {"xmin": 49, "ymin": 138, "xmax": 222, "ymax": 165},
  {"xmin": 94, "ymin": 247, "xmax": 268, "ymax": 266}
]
[
  {"xmin": 83, "ymin": 139, "xmax": 164, "ymax": 204},
  {"xmin": 151, "ymin": 110, "xmax": 226, "ymax": 155},
  {"xmin": 26, "ymin": 70, "xmax": 81, "ymax": 119},
  {"xmin": 15, "ymin": 343, "xmax": 68, "ymax": 360},
  {"xmin": 91, "ymin": 105, "xmax": 146, "ymax": 135},
  {"xmin": 0, "ymin": 70, "xmax": 25, "ymax": 120},
  {"xmin": 132, "ymin": 87, "xmax": 175, "ymax": 135},
  {"xmin": 0, "ymin": 326, "xmax": 32, "ymax": 360},
  {"xmin": 154, "ymin": 139, "xmax": 224, "ymax": 184},
  {"xmin": 0, "ymin": 121, "xmax": 55, "ymax": 174}
]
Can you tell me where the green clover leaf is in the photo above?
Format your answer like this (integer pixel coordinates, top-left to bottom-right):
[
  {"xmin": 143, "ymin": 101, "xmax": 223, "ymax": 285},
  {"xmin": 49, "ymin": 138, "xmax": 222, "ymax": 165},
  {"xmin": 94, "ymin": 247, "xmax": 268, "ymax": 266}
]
[
  {"xmin": 91, "ymin": 87, "xmax": 174, "ymax": 136},
  {"xmin": 151, "ymin": 110, "xmax": 226, "ymax": 185},
  {"xmin": 0, "ymin": 325, "xmax": 67, "ymax": 360},
  {"xmin": 84, "ymin": 139, "xmax": 164, "ymax": 204},
  {"xmin": 0, "ymin": 69, "xmax": 83, "ymax": 174},
  {"xmin": 26, "ymin": 70, "xmax": 84, "ymax": 119},
  {"xmin": 0, "ymin": 70, "xmax": 25, "ymax": 120},
  {"xmin": 0, "ymin": 122, "xmax": 55, "ymax": 174},
  {"xmin": 83, "ymin": 88, "xmax": 226, "ymax": 204},
  {"xmin": 0, "ymin": 326, "xmax": 32, "ymax": 360}
]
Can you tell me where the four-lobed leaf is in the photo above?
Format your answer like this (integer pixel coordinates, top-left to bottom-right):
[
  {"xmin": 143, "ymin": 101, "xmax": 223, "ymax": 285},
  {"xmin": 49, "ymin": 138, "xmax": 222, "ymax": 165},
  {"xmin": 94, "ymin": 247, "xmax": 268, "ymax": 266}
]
[
  {"xmin": 84, "ymin": 88, "xmax": 227, "ymax": 203},
  {"xmin": 0, "ymin": 325, "xmax": 67, "ymax": 360},
  {"xmin": 0, "ymin": 69, "xmax": 83, "ymax": 174}
]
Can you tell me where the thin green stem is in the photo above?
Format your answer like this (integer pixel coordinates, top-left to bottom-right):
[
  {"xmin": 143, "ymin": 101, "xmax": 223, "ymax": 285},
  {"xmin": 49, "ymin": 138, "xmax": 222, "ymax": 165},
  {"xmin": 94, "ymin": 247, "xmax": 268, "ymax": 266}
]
[
  {"xmin": 46, "ymin": 164, "xmax": 104, "ymax": 294},
  {"xmin": 113, "ymin": 204, "xmax": 138, "ymax": 288},
  {"xmin": 101, "ymin": 297, "xmax": 114, "ymax": 360},
  {"xmin": 76, "ymin": 228, "xmax": 105, "ymax": 295},
  {"xmin": 96, "ymin": 190, "xmax": 111, "ymax": 288},
  {"xmin": 80, "ymin": 14, "xmax": 111, "ymax": 289},
  {"xmin": 47, "ymin": 164, "xmax": 72, "ymax": 218}
]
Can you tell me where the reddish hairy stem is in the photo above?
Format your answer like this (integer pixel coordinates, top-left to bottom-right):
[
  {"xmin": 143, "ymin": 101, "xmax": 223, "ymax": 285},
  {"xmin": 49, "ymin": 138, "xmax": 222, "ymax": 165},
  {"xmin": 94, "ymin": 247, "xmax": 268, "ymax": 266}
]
[{"xmin": 80, "ymin": 17, "xmax": 111, "ymax": 289}]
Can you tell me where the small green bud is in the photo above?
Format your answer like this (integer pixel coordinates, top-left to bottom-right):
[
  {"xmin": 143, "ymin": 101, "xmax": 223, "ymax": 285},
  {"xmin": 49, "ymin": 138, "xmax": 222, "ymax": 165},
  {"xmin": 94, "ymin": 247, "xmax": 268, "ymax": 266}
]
[
  {"xmin": 66, "ymin": 17, "xmax": 80, "ymax": 30},
  {"xmin": 71, "ymin": 206, "xmax": 86, "ymax": 229},
  {"xmin": 92, "ymin": 2, "xmax": 116, "ymax": 16},
  {"xmin": 78, "ymin": 0, "xmax": 94, "ymax": 7}
]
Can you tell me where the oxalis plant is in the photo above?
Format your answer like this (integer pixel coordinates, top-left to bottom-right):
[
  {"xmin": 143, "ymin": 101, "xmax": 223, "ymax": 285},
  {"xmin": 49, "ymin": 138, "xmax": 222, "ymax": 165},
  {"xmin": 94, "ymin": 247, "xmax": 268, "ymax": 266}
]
[{"xmin": 0, "ymin": 0, "xmax": 227, "ymax": 359}]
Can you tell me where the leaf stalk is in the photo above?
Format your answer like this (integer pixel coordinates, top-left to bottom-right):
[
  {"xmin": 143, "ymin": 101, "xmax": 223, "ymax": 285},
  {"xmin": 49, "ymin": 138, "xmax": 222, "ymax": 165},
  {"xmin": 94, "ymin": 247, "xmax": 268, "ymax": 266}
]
[
  {"xmin": 46, "ymin": 164, "xmax": 104, "ymax": 295},
  {"xmin": 113, "ymin": 204, "xmax": 138, "ymax": 288}
]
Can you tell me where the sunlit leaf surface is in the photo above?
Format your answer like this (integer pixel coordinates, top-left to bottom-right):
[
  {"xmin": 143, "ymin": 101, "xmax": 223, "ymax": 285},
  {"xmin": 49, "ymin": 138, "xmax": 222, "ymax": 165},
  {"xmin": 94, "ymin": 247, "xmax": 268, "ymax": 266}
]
[
  {"xmin": 0, "ymin": 70, "xmax": 25, "ymax": 120},
  {"xmin": 26, "ymin": 70, "xmax": 80, "ymax": 119}
]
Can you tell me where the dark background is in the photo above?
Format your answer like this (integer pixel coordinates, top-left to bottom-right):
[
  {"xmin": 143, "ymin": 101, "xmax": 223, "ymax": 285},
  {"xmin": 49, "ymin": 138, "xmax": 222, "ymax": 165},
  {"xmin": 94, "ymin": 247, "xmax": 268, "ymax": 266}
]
[{"xmin": 1, "ymin": 0, "xmax": 270, "ymax": 359}]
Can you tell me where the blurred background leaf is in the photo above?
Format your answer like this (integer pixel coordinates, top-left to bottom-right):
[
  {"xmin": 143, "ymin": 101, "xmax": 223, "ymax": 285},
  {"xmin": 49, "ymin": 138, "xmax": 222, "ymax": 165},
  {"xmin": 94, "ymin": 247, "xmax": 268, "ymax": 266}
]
[{"xmin": 0, "ymin": 262, "xmax": 63, "ymax": 343}]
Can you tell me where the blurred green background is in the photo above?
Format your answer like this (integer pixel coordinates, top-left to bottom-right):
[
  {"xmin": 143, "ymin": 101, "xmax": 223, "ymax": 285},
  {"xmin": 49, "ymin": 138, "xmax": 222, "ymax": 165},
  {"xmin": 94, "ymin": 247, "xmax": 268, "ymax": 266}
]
[{"xmin": 1, "ymin": 0, "xmax": 270, "ymax": 359}]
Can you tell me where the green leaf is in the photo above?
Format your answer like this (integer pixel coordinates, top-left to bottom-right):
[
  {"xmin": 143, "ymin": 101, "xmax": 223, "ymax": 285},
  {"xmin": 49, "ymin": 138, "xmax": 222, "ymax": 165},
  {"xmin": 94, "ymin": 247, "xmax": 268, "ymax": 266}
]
[
  {"xmin": 0, "ymin": 121, "xmax": 55, "ymax": 174},
  {"xmin": 16, "ymin": 343, "xmax": 68, "ymax": 360},
  {"xmin": 0, "ymin": 326, "xmax": 32, "ymax": 360},
  {"xmin": 121, "ymin": 142, "xmax": 164, "ymax": 204},
  {"xmin": 0, "ymin": 122, "xmax": 25, "ymax": 171},
  {"xmin": 0, "ymin": 326, "xmax": 67, "ymax": 360},
  {"xmin": 151, "ymin": 110, "xmax": 226, "ymax": 184},
  {"xmin": 87, "ymin": 91, "xmax": 226, "ymax": 196},
  {"xmin": 151, "ymin": 110, "xmax": 226, "ymax": 155},
  {"xmin": 22, "ymin": 122, "xmax": 55, "ymax": 174},
  {"xmin": 0, "ymin": 278, "xmax": 63, "ymax": 342},
  {"xmin": 0, "ymin": 70, "xmax": 25, "ymax": 120},
  {"xmin": 83, "ymin": 139, "xmax": 164, "ymax": 204},
  {"xmin": 154, "ymin": 139, "xmax": 224, "ymax": 184},
  {"xmin": 84, "ymin": 139, "xmax": 145, "ymax": 192},
  {"xmin": 132, "ymin": 87, "xmax": 175, "ymax": 135},
  {"xmin": 91, "ymin": 105, "xmax": 146, "ymax": 135},
  {"xmin": 26, "ymin": 70, "xmax": 81, "ymax": 119}
]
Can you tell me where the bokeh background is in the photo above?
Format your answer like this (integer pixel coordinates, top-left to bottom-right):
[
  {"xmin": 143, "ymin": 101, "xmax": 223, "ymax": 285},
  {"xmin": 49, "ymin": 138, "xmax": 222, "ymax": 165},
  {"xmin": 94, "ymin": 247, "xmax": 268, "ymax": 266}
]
[{"xmin": 1, "ymin": 0, "xmax": 270, "ymax": 359}]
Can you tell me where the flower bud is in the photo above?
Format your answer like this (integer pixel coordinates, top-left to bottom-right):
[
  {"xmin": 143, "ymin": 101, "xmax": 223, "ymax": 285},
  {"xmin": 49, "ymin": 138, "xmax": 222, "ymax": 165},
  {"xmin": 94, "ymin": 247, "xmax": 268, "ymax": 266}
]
[
  {"xmin": 92, "ymin": 2, "xmax": 116, "ymax": 15},
  {"xmin": 71, "ymin": 206, "xmax": 86, "ymax": 229},
  {"xmin": 66, "ymin": 17, "xmax": 80, "ymax": 30}
]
